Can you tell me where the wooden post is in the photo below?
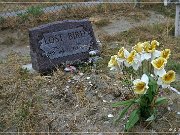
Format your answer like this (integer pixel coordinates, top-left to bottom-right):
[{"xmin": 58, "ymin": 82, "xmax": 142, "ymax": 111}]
[{"xmin": 175, "ymin": 3, "xmax": 180, "ymax": 36}]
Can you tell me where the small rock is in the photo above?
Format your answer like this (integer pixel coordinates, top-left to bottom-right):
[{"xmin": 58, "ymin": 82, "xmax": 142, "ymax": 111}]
[
  {"xmin": 22, "ymin": 63, "xmax": 35, "ymax": 73},
  {"xmin": 108, "ymin": 114, "xmax": 114, "ymax": 118},
  {"xmin": 97, "ymin": 40, "xmax": 102, "ymax": 47},
  {"xmin": 167, "ymin": 106, "xmax": 171, "ymax": 111},
  {"xmin": 103, "ymin": 100, "xmax": 108, "ymax": 103},
  {"xmin": 104, "ymin": 121, "xmax": 109, "ymax": 124},
  {"xmin": 79, "ymin": 72, "xmax": 84, "ymax": 76},
  {"xmin": 89, "ymin": 56, "xmax": 103, "ymax": 63},
  {"xmin": 73, "ymin": 75, "xmax": 80, "ymax": 81},
  {"xmin": 64, "ymin": 66, "xmax": 76, "ymax": 72},
  {"xmin": 89, "ymin": 50, "xmax": 100, "ymax": 56},
  {"xmin": 68, "ymin": 79, "xmax": 71, "ymax": 83},
  {"xmin": 86, "ymin": 77, "xmax": 90, "ymax": 80},
  {"xmin": 177, "ymin": 112, "xmax": 180, "ymax": 115},
  {"xmin": 87, "ymin": 120, "xmax": 90, "ymax": 123},
  {"xmin": 66, "ymin": 86, "xmax": 70, "ymax": 89}
]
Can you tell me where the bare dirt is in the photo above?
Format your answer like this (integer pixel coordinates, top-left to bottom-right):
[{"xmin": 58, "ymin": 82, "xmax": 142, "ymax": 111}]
[{"xmin": 0, "ymin": 7, "xmax": 180, "ymax": 134}]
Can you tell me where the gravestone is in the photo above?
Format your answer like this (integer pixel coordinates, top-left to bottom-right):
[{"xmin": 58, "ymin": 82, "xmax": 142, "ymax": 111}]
[{"xmin": 29, "ymin": 19, "xmax": 98, "ymax": 73}]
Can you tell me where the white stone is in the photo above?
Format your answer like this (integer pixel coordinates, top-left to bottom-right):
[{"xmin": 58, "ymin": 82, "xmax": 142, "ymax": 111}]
[
  {"xmin": 73, "ymin": 75, "xmax": 80, "ymax": 80},
  {"xmin": 64, "ymin": 66, "xmax": 76, "ymax": 72},
  {"xmin": 104, "ymin": 121, "xmax": 109, "ymax": 124},
  {"xmin": 86, "ymin": 77, "xmax": 90, "ymax": 80},
  {"xmin": 68, "ymin": 79, "xmax": 71, "ymax": 83},
  {"xmin": 22, "ymin": 63, "xmax": 35, "ymax": 73},
  {"xmin": 108, "ymin": 114, "xmax": 114, "ymax": 118},
  {"xmin": 89, "ymin": 50, "xmax": 97, "ymax": 55},
  {"xmin": 103, "ymin": 100, "xmax": 108, "ymax": 103}
]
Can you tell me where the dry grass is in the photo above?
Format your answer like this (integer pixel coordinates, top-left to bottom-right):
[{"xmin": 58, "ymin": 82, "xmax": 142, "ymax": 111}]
[
  {"xmin": 0, "ymin": 53, "xmax": 73, "ymax": 132},
  {"xmin": 0, "ymin": 3, "xmax": 134, "ymax": 30},
  {"xmin": 94, "ymin": 18, "xmax": 110, "ymax": 27},
  {"xmin": 0, "ymin": 3, "xmax": 180, "ymax": 133}
]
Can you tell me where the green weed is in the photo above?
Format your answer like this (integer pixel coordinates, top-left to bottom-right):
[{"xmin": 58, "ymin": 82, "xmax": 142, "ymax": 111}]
[
  {"xmin": 0, "ymin": 16, "xmax": 5, "ymax": 24},
  {"xmin": 27, "ymin": 6, "xmax": 43, "ymax": 16},
  {"xmin": 17, "ymin": 13, "xmax": 29, "ymax": 22},
  {"xmin": 166, "ymin": 60, "xmax": 180, "ymax": 74}
]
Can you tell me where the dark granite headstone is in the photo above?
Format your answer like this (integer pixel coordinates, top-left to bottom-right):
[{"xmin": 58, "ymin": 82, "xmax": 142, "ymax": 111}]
[{"xmin": 29, "ymin": 19, "xmax": 98, "ymax": 73}]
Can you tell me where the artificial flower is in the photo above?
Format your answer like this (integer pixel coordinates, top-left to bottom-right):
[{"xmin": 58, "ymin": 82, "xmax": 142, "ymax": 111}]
[
  {"xmin": 151, "ymin": 57, "xmax": 167, "ymax": 77},
  {"xmin": 157, "ymin": 70, "xmax": 176, "ymax": 88},
  {"xmin": 133, "ymin": 74, "xmax": 149, "ymax": 94}
]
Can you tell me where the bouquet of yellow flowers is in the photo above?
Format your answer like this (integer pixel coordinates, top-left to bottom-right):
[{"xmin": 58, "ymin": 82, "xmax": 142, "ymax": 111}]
[{"xmin": 108, "ymin": 40, "xmax": 179, "ymax": 131}]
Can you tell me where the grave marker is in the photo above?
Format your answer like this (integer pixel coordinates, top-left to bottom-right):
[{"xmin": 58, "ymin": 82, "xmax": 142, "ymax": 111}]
[{"xmin": 29, "ymin": 19, "xmax": 98, "ymax": 73}]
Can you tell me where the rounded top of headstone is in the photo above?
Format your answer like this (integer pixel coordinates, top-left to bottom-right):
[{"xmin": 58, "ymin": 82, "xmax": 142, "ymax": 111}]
[{"xmin": 29, "ymin": 19, "xmax": 89, "ymax": 31}]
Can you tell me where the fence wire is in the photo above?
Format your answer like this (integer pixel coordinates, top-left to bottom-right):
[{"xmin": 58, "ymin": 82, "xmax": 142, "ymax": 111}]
[{"xmin": 0, "ymin": 1, "xmax": 136, "ymax": 29}]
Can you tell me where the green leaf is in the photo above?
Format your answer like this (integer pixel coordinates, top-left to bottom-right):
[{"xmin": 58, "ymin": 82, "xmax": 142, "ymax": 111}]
[
  {"xmin": 155, "ymin": 97, "xmax": 167, "ymax": 106},
  {"xmin": 146, "ymin": 114, "xmax": 155, "ymax": 121},
  {"xmin": 114, "ymin": 102, "xmax": 134, "ymax": 125},
  {"xmin": 112, "ymin": 99, "xmax": 135, "ymax": 107},
  {"xmin": 135, "ymin": 98, "xmax": 140, "ymax": 103},
  {"xmin": 125, "ymin": 109, "xmax": 140, "ymax": 131},
  {"xmin": 148, "ymin": 76, "xmax": 157, "ymax": 93}
]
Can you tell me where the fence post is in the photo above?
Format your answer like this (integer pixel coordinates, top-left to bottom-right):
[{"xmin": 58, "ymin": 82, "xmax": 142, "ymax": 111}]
[{"xmin": 175, "ymin": 3, "xmax": 180, "ymax": 36}]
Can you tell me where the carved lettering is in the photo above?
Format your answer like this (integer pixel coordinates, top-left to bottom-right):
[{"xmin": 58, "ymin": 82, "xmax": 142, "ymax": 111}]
[{"xmin": 40, "ymin": 27, "xmax": 92, "ymax": 59}]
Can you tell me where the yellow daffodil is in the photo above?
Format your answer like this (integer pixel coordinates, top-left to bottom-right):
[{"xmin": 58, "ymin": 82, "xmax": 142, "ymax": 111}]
[
  {"xmin": 126, "ymin": 50, "xmax": 137, "ymax": 64},
  {"xmin": 157, "ymin": 70, "xmax": 176, "ymax": 88},
  {"xmin": 124, "ymin": 50, "xmax": 141, "ymax": 70},
  {"xmin": 133, "ymin": 74, "xmax": 149, "ymax": 94},
  {"xmin": 151, "ymin": 57, "xmax": 167, "ymax": 70},
  {"xmin": 108, "ymin": 55, "xmax": 118, "ymax": 70},
  {"xmin": 161, "ymin": 49, "xmax": 171, "ymax": 60},
  {"xmin": 143, "ymin": 41, "xmax": 155, "ymax": 53},
  {"xmin": 151, "ymin": 57, "xmax": 167, "ymax": 77},
  {"xmin": 117, "ymin": 47, "xmax": 125, "ymax": 59},
  {"xmin": 141, "ymin": 41, "xmax": 161, "ymax": 61},
  {"xmin": 133, "ymin": 42, "xmax": 144, "ymax": 53},
  {"xmin": 117, "ymin": 47, "xmax": 129, "ymax": 69},
  {"xmin": 144, "ymin": 40, "xmax": 159, "ymax": 53},
  {"xmin": 151, "ymin": 40, "xmax": 159, "ymax": 47}
]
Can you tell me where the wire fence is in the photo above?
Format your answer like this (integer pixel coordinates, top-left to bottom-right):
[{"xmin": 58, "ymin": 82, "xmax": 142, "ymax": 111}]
[
  {"xmin": 1, "ymin": 0, "xmax": 173, "ymax": 30},
  {"xmin": 0, "ymin": 1, "xmax": 137, "ymax": 29}
]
